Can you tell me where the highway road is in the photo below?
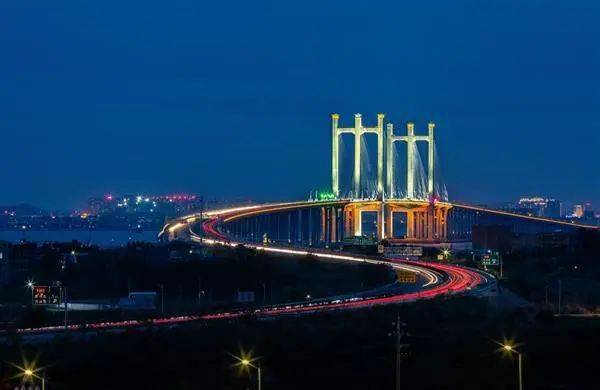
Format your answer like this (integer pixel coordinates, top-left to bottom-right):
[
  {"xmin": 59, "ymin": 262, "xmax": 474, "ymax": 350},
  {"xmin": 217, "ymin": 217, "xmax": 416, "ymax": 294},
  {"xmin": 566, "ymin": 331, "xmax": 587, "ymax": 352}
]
[
  {"xmin": 12, "ymin": 203, "xmax": 496, "ymax": 338},
  {"xmin": 14, "ymin": 256, "xmax": 493, "ymax": 337}
]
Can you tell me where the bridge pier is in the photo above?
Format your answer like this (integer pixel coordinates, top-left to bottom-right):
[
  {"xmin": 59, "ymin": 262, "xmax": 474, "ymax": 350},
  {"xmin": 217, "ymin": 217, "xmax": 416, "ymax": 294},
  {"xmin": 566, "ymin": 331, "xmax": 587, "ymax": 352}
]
[
  {"xmin": 297, "ymin": 209, "xmax": 302, "ymax": 244},
  {"xmin": 216, "ymin": 200, "xmax": 453, "ymax": 247},
  {"xmin": 287, "ymin": 213, "xmax": 291, "ymax": 243}
]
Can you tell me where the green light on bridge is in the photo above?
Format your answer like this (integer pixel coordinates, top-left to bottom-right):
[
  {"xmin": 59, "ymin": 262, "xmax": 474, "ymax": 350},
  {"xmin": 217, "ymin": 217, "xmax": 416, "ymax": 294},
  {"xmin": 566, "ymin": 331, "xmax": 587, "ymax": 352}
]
[{"xmin": 316, "ymin": 191, "xmax": 336, "ymax": 201}]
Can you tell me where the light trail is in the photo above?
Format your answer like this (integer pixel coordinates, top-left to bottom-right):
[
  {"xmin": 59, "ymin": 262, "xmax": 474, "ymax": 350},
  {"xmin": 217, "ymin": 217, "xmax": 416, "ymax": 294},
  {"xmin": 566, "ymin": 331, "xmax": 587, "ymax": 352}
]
[
  {"xmin": 14, "ymin": 258, "xmax": 487, "ymax": 336},
  {"xmin": 13, "ymin": 204, "xmax": 495, "ymax": 337}
]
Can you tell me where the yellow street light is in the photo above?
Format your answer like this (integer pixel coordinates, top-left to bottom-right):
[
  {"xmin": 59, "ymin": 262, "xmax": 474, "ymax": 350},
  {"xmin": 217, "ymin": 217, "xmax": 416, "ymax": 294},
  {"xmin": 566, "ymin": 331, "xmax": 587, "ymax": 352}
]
[
  {"xmin": 14, "ymin": 363, "xmax": 45, "ymax": 390},
  {"xmin": 498, "ymin": 342, "xmax": 523, "ymax": 390},
  {"xmin": 233, "ymin": 352, "xmax": 262, "ymax": 390},
  {"xmin": 25, "ymin": 279, "xmax": 35, "ymax": 306}
]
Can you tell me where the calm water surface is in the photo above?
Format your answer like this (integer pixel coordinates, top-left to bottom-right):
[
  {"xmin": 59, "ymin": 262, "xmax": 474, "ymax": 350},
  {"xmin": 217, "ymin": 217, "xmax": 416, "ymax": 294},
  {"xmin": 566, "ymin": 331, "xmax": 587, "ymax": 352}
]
[{"xmin": 0, "ymin": 230, "xmax": 160, "ymax": 248}]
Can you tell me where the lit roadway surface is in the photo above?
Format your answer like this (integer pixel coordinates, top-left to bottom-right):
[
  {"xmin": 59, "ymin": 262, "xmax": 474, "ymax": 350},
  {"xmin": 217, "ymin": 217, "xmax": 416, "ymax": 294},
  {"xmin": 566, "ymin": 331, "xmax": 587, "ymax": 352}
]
[{"xmin": 13, "ymin": 202, "xmax": 496, "ymax": 337}]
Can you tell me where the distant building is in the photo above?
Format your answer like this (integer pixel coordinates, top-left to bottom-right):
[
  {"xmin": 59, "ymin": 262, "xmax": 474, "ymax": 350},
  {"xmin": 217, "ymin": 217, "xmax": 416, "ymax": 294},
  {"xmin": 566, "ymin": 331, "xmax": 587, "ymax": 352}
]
[
  {"xmin": 583, "ymin": 202, "xmax": 595, "ymax": 220},
  {"xmin": 82, "ymin": 193, "xmax": 204, "ymax": 230},
  {"xmin": 0, "ymin": 242, "xmax": 9, "ymax": 286},
  {"xmin": 88, "ymin": 195, "xmax": 116, "ymax": 215},
  {"xmin": 88, "ymin": 193, "xmax": 201, "ymax": 218},
  {"xmin": 572, "ymin": 204, "xmax": 584, "ymax": 218},
  {"xmin": 517, "ymin": 197, "xmax": 562, "ymax": 218}
]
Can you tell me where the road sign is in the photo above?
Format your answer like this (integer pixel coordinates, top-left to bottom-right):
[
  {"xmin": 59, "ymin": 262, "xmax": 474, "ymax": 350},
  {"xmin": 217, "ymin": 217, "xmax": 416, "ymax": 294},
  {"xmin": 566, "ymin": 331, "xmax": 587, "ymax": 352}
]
[
  {"xmin": 481, "ymin": 253, "xmax": 500, "ymax": 266},
  {"xmin": 33, "ymin": 286, "xmax": 62, "ymax": 305},
  {"xmin": 397, "ymin": 271, "xmax": 417, "ymax": 283},
  {"xmin": 384, "ymin": 246, "xmax": 423, "ymax": 258}
]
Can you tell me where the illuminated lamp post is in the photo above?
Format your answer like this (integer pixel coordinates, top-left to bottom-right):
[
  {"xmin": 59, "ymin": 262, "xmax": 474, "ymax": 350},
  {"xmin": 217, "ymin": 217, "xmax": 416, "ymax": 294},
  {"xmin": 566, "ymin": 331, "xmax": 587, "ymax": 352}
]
[
  {"xmin": 499, "ymin": 343, "xmax": 523, "ymax": 390},
  {"xmin": 26, "ymin": 279, "xmax": 35, "ymax": 306},
  {"xmin": 17, "ymin": 364, "xmax": 46, "ymax": 390},
  {"xmin": 234, "ymin": 352, "xmax": 262, "ymax": 390}
]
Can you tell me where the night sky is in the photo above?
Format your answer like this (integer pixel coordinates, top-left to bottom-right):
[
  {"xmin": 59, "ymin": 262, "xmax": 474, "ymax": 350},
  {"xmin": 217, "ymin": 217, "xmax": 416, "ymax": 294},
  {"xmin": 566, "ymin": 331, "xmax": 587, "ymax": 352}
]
[{"xmin": 1, "ymin": 1, "xmax": 598, "ymax": 210}]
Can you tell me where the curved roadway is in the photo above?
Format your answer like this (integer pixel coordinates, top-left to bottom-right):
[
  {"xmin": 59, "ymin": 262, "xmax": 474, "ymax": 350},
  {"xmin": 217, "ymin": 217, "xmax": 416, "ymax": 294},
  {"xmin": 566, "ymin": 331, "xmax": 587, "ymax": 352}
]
[{"xmin": 14, "ymin": 201, "xmax": 497, "ymax": 337}]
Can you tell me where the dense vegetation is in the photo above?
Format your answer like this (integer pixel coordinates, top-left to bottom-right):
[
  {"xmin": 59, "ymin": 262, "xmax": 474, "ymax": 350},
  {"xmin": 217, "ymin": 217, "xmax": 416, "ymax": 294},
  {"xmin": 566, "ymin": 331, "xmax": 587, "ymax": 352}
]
[
  {"xmin": 3, "ymin": 297, "xmax": 599, "ymax": 389},
  {"xmin": 0, "ymin": 242, "xmax": 393, "ymax": 329}
]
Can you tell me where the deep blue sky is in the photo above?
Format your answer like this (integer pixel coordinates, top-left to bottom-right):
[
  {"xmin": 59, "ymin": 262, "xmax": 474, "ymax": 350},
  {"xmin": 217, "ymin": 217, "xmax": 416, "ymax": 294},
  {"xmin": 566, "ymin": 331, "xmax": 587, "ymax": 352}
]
[{"xmin": 1, "ymin": 1, "xmax": 598, "ymax": 210}]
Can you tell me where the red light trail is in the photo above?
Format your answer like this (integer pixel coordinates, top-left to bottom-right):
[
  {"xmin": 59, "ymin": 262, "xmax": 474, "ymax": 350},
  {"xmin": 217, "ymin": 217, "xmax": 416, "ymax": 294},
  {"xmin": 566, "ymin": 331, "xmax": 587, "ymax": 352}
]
[{"xmin": 13, "ymin": 209, "xmax": 494, "ymax": 337}]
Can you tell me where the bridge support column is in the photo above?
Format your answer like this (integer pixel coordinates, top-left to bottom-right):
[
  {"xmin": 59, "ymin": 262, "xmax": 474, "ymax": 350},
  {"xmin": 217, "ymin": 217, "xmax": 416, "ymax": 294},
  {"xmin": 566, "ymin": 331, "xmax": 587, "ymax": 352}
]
[
  {"xmin": 406, "ymin": 211, "xmax": 414, "ymax": 239},
  {"xmin": 377, "ymin": 207, "xmax": 384, "ymax": 240},
  {"xmin": 308, "ymin": 208, "xmax": 313, "ymax": 246},
  {"xmin": 427, "ymin": 205, "xmax": 435, "ymax": 240},
  {"xmin": 320, "ymin": 207, "xmax": 326, "ymax": 243},
  {"xmin": 386, "ymin": 124, "xmax": 394, "ymax": 198},
  {"xmin": 344, "ymin": 207, "xmax": 353, "ymax": 238},
  {"xmin": 406, "ymin": 123, "xmax": 415, "ymax": 199},
  {"xmin": 428, "ymin": 123, "xmax": 435, "ymax": 199},
  {"xmin": 276, "ymin": 214, "xmax": 281, "ymax": 241},
  {"xmin": 387, "ymin": 207, "xmax": 394, "ymax": 239},
  {"xmin": 326, "ymin": 207, "xmax": 332, "ymax": 246},
  {"xmin": 376, "ymin": 114, "xmax": 384, "ymax": 195},
  {"xmin": 331, "ymin": 114, "xmax": 340, "ymax": 197},
  {"xmin": 411, "ymin": 211, "xmax": 417, "ymax": 240},
  {"xmin": 353, "ymin": 209, "xmax": 362, "ymax": 237},
  {"xmin": 287, "ymin": 213, "xmax": 291, "ymax": 243},
  {"xmin": 353, "ymin": 114, "xmax": 362, "ymax": 197},
  {"xmin": 420, "ymin": 211, "xmax": 425, "ymax": 240},
  {"xmin": 330, "ymin": 207, "xmax": 337, "ymax": 243},
  {"xmin": 298, "ymin": 209, "xmax": 303, "ymax": 243},
  {"xmin": 441, "ymin": 208, "xmax": 446, "ymax": 239}
]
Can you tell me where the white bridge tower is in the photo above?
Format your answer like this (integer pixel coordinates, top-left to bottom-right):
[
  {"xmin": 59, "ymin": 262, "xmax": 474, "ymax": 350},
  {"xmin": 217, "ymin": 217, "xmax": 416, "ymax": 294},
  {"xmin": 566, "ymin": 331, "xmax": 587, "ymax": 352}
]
[
  {"xmin": 331, "ymin": 113, "xmax": 384, "ymax": 198},
  {"xmin": 332, "ymin": 113, "xmax": 436, "ymax": 201},
  {"xmin": 386, "ymin": 122, "xmax": 435, "ymax": 199}
]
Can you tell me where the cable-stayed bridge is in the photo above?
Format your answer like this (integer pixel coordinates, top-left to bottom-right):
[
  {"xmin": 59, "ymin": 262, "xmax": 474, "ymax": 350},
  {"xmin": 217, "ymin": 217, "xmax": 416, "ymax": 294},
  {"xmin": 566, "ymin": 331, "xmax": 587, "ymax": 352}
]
[{"xmin": 162, "ymin": 113, "xmax": 596, "ymax": 246}]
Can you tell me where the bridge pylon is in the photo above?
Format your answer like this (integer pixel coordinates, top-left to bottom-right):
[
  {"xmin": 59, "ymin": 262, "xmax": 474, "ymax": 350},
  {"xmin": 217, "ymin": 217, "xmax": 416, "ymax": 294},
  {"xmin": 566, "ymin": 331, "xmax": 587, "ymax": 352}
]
[
  {"xmin": 386, "ymin": 121, "xmax": 436, "ymax": 200},
  {"xmin": 331, "ymin": 113, "xmax": 384, "ymax": 198}
]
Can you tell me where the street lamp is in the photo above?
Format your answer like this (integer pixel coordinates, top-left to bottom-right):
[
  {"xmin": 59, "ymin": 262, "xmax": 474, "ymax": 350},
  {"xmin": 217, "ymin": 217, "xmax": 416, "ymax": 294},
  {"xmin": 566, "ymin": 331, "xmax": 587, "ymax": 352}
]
[
  {"xmin": 17, "ymin": 364, "xmax": 45, "ymax": 390},
  {"xmin": 25, "ymin": 279, "xmax": 35, "ymax": 306},
  {"xmin": 499, "ymin": 343, "xmax": 523, "ymax": 390},
  {"xmin": 234, "ymin": 353, "xmax": 262, "ymax": 390},
  {"xmin": 440, "ymin": 248, "xmax": 451, "ymax": 261}
]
